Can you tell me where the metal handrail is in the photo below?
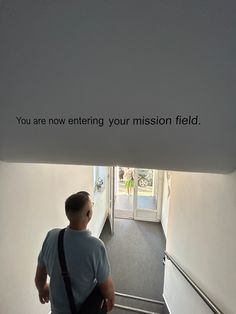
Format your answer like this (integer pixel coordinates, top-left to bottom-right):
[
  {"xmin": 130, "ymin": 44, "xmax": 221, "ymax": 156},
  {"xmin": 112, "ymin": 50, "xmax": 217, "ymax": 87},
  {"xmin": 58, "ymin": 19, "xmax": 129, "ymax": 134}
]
[
  {"xmin": 164, "ymin": 251, "xmax": 224, "ymax": 314},
  {"xmin": 115, "ymin": 292, "xmax": 164, "ymax": 305}
]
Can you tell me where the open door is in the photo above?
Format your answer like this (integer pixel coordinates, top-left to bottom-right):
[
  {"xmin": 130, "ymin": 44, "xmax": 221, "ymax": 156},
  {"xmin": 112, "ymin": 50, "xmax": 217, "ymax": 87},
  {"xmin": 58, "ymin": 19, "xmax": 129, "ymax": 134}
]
[
  {"xmin": 113, "ymin": 166, "xmax": 164, "ymax": 222},
  {"xmin": 107, "ymin": 167, "xmax": 115, "ymax": 234},
  {"xmin": 133, "ymin": 169, "xmax": 163, "ymax": 222}
]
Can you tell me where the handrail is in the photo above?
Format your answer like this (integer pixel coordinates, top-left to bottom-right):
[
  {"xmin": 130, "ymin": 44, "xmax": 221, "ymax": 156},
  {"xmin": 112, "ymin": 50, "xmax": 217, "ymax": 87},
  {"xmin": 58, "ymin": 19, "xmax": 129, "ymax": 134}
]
[
  {"xmin": 115, "ymin": 292, "xmax": 164, "ymax": 305},
  {"xmin": 164, "ymin": 251, "xmax": 224, "ymax": 314}
]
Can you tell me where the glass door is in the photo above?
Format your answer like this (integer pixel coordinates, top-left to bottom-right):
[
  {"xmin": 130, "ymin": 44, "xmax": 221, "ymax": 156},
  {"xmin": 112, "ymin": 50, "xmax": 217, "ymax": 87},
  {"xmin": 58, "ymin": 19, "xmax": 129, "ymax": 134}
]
[
  {"xmin": 114, "ymin": 166, "xmax": 134, "ymax": 219},
  {"xmin": 133, "ymin": 168, "xmax": 161, "ymax": 221},
  {"xmin": 113, "ymin": 166, "xmax": 163, "ymax": 221}
]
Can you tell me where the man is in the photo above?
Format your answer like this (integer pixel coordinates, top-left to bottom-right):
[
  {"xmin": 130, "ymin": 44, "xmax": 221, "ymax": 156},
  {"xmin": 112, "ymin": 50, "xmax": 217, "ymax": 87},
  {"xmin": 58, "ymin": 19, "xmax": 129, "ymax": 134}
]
[{"xmin": 35, "ymin": 191, "xmax": 115, "ymax": 314}]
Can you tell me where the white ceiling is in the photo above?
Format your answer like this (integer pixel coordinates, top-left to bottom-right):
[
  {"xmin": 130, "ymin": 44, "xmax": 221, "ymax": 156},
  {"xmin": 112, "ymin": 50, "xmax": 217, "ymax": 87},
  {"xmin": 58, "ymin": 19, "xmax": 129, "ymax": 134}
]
[{"xmin": 0, "ymin": 0, "xmax": 235, "ymax": 173}]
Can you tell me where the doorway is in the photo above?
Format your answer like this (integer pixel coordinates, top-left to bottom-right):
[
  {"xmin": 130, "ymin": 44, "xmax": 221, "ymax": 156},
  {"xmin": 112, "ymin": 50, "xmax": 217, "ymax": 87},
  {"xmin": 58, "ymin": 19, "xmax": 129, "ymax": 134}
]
[
  {"xmin": 103, "ymin": 166, "xmax": 166, "ymax": 313},
  {"xmin": 113, "ymin": 166, "xmax": 163, "ymax": 222}
]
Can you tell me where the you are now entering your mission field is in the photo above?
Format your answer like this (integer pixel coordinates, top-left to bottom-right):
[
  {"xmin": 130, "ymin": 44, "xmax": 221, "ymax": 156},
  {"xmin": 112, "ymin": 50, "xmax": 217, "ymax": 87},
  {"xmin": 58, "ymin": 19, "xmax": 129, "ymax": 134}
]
[{"xmin": 16, "ymin": 115, "xmax": 200, "ymax": 127}]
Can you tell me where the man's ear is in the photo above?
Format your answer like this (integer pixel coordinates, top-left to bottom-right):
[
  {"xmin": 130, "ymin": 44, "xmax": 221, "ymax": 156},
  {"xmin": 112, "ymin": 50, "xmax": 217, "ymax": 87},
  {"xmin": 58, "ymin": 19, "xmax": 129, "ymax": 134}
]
[{"xmin": 87, "ymin": 209, "xmax": 92, "ymax": 220}]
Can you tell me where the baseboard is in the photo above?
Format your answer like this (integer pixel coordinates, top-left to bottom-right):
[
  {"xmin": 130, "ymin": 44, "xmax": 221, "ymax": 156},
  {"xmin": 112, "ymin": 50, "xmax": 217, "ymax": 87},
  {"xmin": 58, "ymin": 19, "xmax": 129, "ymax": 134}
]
[{"xmin": 162, "ymin": 294, "xmax": 171, "ymax": 314}]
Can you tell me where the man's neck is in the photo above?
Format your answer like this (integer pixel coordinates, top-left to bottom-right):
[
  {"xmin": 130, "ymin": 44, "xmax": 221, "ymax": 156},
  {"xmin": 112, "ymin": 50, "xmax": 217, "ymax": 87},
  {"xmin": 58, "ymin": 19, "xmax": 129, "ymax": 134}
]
[{"xmin": 68, "ymin": 222, "xmax": 87, "ymax": 231}]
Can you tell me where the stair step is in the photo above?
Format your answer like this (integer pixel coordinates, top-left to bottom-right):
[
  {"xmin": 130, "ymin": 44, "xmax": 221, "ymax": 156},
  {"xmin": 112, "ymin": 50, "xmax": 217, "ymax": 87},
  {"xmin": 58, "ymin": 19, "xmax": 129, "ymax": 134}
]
[
  {"xmin": 115, "ymin": 303, "xmax": 160, "ymax": 314},
  {"xmin": 112, "ymin": 294, "xmax": 164, "ymax": 314}
]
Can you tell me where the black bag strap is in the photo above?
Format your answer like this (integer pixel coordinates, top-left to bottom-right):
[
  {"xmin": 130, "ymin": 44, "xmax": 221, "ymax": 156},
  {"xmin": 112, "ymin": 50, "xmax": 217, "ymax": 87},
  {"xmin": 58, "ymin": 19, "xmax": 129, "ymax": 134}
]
[{"xmin": 58, "ymin": 228, "xmax": 77, "ymax": 314}]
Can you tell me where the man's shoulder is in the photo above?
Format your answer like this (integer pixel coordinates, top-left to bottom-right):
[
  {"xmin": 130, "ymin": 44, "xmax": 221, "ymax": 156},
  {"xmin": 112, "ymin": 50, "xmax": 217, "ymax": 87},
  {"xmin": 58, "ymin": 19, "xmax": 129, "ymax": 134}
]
[
  {"xmin": 87, "ymin": 234, "xmax": 106, "ymax": 250},
  {"xmin": 43, "ymin": 228, "xmax": 61, "ymax": 243},
  {"xmin": 49, "ymin": 227, "xmax": 61, "ymax": 234},
  {"xmin": 47, "ymin": 228, "xmax": 61, "ymax": 236}
]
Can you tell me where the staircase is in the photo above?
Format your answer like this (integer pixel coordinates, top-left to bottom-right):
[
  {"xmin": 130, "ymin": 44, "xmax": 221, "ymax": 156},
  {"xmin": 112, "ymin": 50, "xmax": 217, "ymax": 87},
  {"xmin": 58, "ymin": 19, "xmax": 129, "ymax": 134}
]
[
  {"xmin": 111, "ymin": 291, "xmax": 165, "ymax": 314},
  {"xmin": 48, "ymin": 291, "xmax": 168, "ymax": 314}
]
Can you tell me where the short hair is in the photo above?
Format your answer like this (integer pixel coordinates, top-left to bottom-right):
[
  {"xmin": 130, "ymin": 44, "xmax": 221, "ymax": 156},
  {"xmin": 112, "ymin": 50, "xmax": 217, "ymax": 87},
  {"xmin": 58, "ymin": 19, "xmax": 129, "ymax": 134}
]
[{"xmin": 65, "ymin": 191, "xmax": 90, "ymax": 214}]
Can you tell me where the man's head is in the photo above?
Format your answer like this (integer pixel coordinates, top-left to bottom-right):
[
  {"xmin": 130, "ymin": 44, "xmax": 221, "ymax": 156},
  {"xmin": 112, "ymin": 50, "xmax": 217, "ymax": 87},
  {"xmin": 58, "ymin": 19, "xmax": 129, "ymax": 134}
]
[{"xmin": 65, "ymin": 191, "xmax": 93, "ymax": 226}]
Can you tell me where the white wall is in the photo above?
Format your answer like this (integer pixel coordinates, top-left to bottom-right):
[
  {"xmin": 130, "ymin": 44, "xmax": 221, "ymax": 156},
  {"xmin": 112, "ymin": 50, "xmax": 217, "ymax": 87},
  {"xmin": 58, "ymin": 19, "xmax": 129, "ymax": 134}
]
[
  {"xmin": 92, "ymin": 166, "xmax": 110, "ymax": 237},
  {"xmin": 0, "ymin": 161, "xmax": 106, "ymax": 314},
  {"xmin": 163, "ymin": 170, "xmax": 236, "ymax": 314}
]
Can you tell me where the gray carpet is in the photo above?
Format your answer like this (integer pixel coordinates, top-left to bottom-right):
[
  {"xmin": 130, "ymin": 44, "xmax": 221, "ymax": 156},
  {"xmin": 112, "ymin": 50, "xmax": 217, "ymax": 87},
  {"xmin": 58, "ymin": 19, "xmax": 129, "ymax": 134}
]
[{"xmin": 100, "ymin": 218, "xmax": 166, "ymax": 314}]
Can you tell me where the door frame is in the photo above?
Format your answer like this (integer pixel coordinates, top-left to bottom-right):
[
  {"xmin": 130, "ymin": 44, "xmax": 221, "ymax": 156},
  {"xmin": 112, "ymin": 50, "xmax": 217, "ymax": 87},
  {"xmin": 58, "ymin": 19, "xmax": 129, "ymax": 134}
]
[
  {"xmin": 107, "ymin": 166, "xmax": 115, "ymax": 234},
  {"xmin": 133, "ymin": 169, "xmax": 164, "ymax": 222},
  {"xmin": 113, "ymin": 166, "xmax": 164, "ymax": 222}
]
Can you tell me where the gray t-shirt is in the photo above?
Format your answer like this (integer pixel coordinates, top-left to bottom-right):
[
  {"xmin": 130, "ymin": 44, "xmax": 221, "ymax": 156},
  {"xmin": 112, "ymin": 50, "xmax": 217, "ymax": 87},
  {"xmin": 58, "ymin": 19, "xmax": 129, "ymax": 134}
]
[{"xmin": 37, "ymin": 226, "xmax": 111, "ymax": 314}]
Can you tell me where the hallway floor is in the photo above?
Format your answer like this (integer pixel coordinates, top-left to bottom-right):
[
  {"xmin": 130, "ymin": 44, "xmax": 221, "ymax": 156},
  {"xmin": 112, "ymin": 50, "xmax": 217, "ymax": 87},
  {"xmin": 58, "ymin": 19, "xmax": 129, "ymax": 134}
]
[{"xmin": 100, "ymin": 218, "xmax": 166, "ymax": 314}]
